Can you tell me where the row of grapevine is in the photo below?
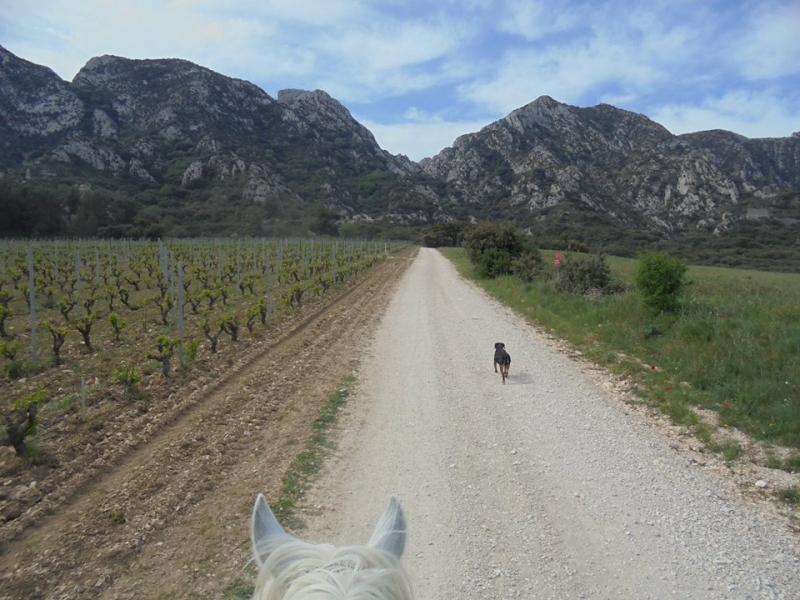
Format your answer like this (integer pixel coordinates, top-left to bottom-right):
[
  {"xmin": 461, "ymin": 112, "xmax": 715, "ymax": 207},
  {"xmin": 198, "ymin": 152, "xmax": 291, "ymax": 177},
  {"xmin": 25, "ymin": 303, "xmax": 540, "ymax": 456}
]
[{"xmin": 1, "ymin": 237, "xmax": 406, "ymax": 454}]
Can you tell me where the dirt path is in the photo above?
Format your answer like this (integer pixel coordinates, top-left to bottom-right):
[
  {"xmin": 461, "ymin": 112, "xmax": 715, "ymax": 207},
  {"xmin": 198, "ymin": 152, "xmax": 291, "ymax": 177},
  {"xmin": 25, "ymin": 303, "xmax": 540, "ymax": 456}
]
[
  {"xmin": 298, "ymin": 248, "xmax": 800, "ymax": 600},
  {"xmin": 0, "ymin": 252, "xmax": 413, "ymax": 600}
]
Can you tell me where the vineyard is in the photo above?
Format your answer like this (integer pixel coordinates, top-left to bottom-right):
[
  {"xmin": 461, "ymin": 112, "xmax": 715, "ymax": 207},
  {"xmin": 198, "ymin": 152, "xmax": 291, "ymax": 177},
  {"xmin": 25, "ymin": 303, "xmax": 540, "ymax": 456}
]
[{"xmin": 0, "ymin": 238, "xmax": 405, "ymax": 523}]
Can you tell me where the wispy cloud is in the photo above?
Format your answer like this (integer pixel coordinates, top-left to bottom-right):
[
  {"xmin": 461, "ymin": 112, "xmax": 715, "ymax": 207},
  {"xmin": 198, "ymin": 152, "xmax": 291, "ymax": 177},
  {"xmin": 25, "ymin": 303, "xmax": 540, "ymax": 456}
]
[
  {"xmin": 498, "ymin": 0, "xmax": 581, "ymax": 41},
  {"xmin": 2, "ymin": 0, "xmax": 798, "ymax": 160},
  {"xmin": 360, "ymin": 109, "xmax": 492, "ymax": 160},
  {"xmin": 652, "ymin": 89, "xmax": 800, "ymax": 138},
  {"xmin": 733, "ymin": 3, "xmax": 800, "ymax": 80}
]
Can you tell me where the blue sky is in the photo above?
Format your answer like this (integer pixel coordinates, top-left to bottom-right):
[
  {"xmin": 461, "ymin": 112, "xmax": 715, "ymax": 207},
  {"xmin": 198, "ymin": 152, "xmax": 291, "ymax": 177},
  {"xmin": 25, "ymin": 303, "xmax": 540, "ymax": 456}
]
[{"xmin": 2, "ymin": 0, "xmax": 798, "ymax": 161}]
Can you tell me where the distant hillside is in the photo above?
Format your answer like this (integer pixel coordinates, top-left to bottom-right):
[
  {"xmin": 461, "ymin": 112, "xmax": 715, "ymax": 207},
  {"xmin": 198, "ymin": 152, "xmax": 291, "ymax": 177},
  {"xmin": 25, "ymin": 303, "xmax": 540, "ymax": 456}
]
[
  {"xmin": 1, "ymin": 46, "xmax": 798, "ymax": 270},
  {"xmin": 421, "ymin": 96, "xmax": 800, "ymax": 264},
  {"xmin": 0, "ymin": 46, "xmax": 441, "ymax": 239}
]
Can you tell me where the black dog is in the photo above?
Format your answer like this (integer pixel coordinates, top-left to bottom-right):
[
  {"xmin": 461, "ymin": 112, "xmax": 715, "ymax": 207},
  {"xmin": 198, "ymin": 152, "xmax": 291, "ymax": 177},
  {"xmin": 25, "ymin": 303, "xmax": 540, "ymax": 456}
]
[{"xmin": 493, "ymin": 342, "xmax": 511, "ymax": 384}]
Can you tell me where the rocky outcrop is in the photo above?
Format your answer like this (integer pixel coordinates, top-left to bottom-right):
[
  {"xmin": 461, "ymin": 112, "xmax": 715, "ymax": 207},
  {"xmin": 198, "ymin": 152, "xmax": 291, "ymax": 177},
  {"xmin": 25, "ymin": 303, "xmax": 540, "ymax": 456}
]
[
  {"xmin": 0, "ymin": 47, "xmax": 84, "ymax": 139},
  {"xmin": 0, "ymin": 45, "xmax": 439, "ymax": 233},
  {"xmin": 276, "ymin": 88, "xmax": 418, "ymax": 177},
  {"xmin": 421, "ymin": 96, "xmax": 800, "ymax": 234}
]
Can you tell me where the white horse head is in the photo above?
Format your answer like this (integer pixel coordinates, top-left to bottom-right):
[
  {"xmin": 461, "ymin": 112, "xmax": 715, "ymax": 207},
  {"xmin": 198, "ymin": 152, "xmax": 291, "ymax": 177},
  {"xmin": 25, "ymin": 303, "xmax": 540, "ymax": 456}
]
[{"xmin": 250, "ymin": 494, "xmax": 413, "ymax": 600}]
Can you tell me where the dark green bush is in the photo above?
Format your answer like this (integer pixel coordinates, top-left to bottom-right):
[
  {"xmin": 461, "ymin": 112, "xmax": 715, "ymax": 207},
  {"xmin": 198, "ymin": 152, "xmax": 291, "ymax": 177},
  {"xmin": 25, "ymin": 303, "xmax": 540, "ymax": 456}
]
[
  {"xmin": 477, "ymin": 248, "xmax": 513, "ymax": 278},
  {"xmin": 635, "ymin": 252, "xmax": 688, "ymax": 315},
  {"xmin": 4, "ymin": 388, "xmax": 45, "ymax": 456},
  {"xmin": 462, "ymin": 223, "xmax": 526, "ymax": 264},
  {"xmin": 512, "ymin": 250, "xmax": 544, "ymax": 282},
  {"xmin": 420, "ymin": 222, "xmax": 470, "ymax": 248},
  {"xmin": 555, "ymin": 254, "xmax": 613, "ymax": 296}
]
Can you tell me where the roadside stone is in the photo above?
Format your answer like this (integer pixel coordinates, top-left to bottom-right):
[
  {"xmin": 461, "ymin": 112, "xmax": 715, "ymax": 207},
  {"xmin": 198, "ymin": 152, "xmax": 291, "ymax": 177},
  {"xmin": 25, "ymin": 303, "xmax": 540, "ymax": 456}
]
[{"xmin": 3, "ymin": 504, "xmax": 22, "ymax": 522}]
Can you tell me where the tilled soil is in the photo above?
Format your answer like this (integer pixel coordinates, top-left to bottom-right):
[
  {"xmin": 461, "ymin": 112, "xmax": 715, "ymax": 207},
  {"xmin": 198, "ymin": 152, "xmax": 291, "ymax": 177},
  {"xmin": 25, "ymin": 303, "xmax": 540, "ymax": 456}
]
[{"xmin": 0, "ymin": 251, "xmax": 413, "ymax": 600}]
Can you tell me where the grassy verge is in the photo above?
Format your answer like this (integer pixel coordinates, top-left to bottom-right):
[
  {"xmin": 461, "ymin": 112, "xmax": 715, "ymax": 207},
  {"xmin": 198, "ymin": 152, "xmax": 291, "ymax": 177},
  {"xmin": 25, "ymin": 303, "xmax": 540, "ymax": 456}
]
[
  {"xmin": 273, "ymin": 374, "xmax": 356, "ymax": 531},
  {"xmin": 223, "ymin": 373, "xmax": 356, "ymax": 599},
  {"xmin": 439, "ymin": 247, "xmax": 800, "ymax": 464}
]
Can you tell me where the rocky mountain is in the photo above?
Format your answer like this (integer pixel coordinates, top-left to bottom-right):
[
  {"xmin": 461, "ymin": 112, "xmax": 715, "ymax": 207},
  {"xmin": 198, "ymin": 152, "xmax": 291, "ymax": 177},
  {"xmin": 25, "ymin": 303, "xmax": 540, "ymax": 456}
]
[
  {"xmin": 421, "ymin": 96, "xmax": 800, "ymax": 248},
  {"xmin": 1, "ymin": 46, "xmax": 798, "ymax": 267},
  {"xmin": 0, "ymin": 45, "xmax": 441, "ymax": 238}
]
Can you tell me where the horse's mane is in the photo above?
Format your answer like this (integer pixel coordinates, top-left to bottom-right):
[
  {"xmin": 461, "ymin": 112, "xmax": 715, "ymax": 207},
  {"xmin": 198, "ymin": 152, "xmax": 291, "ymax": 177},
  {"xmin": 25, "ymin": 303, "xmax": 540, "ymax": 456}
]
[
  {"xmin": 249, "ymin": 494, "xmax": 413, "ymax": 600},
  {"xmin": 252, "ymin": 540, "xmax": 413, "ymax": 600}
]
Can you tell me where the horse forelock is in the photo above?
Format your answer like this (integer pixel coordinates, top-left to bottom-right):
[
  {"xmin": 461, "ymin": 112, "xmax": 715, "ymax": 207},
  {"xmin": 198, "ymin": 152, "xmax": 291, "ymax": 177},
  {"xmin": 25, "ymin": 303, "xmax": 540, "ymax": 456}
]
[{"xmin": 252, "ymin": 540, "xmax": 413, "ymax": 600}]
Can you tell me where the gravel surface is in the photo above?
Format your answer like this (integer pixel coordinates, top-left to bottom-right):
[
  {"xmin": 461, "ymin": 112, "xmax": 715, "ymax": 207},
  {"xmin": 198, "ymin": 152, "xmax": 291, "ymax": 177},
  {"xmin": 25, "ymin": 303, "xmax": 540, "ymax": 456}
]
[{"xmin": 300, "ymin": 248, "xmax": 800, "ymax": 600}]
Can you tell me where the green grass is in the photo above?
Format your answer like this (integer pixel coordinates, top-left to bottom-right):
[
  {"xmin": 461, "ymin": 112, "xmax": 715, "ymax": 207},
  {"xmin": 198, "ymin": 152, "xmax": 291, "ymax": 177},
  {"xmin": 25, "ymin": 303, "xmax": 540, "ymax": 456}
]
[
  {"xmin": 222, "ymin": 579, "xmax": 254, "ymax": 600},
  {"xmin": 440, "ymin": 247, "xmax": 800, "ymax": 457},
  {"xmin": 776, "ymin": 486, "xmax": 800, "ymax": 505},
  {"xmin": 272, "ymin": 374, "xmax": 355, "ymax": 531}
]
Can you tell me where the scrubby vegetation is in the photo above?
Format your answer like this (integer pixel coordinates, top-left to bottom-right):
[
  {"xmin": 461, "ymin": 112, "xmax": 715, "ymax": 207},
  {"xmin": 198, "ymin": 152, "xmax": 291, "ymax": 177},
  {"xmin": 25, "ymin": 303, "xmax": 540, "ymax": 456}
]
[
  {"xmin": 3, "ymin": 388, "xmax": 45, "ymax": 456},
  {"xmin": 635, "ymin": 252, "xmax": 688, "ymax": 315},
  {"xmin": 554, "ymin": 253, "xmax": 624, "ymax": 297},
  {"xmin": 461, "ymin": 222, "xmax": 547, "ymax": 280}
]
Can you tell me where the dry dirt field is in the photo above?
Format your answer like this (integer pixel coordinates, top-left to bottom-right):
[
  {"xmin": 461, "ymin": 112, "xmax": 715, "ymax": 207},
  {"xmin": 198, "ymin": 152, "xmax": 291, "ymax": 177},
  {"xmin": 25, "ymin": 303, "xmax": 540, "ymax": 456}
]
[{"xmin": 1, "ymin": 247, "xmax": 799, "ymax": 600}]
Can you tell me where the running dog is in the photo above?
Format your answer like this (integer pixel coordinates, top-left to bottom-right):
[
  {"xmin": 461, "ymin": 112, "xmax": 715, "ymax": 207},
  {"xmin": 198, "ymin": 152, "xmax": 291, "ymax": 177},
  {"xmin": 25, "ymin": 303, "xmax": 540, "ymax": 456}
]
[{"xmin": 493, "ymin": 342, "xmax": 511, "ymax": 384}]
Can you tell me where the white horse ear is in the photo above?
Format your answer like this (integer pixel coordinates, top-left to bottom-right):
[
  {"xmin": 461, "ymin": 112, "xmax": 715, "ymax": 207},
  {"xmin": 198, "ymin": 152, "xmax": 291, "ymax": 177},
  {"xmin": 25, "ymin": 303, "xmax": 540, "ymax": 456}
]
[
  {"xmin": 368, "ymin": 495, "xmax": 406, "ymax": 559},
  {"xmin": 251, "ymin": 493, "xmax": 292, "ymax": 566}
]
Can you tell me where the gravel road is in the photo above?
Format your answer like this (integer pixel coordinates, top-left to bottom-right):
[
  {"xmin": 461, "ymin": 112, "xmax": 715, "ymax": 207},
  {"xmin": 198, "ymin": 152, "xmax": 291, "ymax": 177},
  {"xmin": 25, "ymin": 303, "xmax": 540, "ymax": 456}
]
[{"xmin": 300, "ymin": 248, "xmax": 799, "ymax": 600}]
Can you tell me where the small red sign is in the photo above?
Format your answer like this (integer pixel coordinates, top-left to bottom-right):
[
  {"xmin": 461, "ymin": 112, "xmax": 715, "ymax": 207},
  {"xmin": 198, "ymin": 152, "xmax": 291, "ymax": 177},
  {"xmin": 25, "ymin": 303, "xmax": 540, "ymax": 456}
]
[{"xmin": 554, "ymin": 254, "xmax": 562, "ymax": 268}]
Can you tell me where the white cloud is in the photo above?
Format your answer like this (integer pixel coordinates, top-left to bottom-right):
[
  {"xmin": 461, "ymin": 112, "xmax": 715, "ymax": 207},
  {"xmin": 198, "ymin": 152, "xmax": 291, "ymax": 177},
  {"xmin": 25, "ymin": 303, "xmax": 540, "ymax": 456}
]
[
  {"xmin": 317, "ymin": 19, "xmax": 462, "ymax": 72},
  {"xmin": 499, "ymin": 0, "xmax": 580, "ymax": 41},
  {"xmin": 3, "ymin": 0, "xmax": 268, "ymax": 79},
  {"xmin": 651, "ymin": 91, "xmax": 800, "ymax": 138},
  {"xmin": 460, "ymin": 31, "xmax": 662, "ymax": 115},
  {"xmin": 359, "ymin": 114, "xmax": 492, "ymax": 161},
  {"xmin": 734, "ymin": 3, "xmax": 800, "ymax": 80},
  {"xmin": 2, "ymin": 0, "xmax": 798, "ymax": 160}
]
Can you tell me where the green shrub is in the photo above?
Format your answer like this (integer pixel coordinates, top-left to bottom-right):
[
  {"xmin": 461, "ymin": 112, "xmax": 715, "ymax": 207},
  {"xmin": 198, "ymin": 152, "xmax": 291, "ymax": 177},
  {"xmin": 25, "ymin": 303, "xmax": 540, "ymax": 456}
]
[
  {"xmin": 108, "ymin": 313, "xmax": 127, "ymax": 343},
  {"xmin": 112, "ymin": 366, "xmax": 143, "ymax": 401},
  {"xmin": 462, "ymin": 223, "xmax": 526, "ymax": 264},
  {"xmin": 777, "ymin": 486, "xmax": 800, "ymax": 505},
  {"xmin": 420, "ymin": 222, "xmax": 470, "ymax": 248},
  {"xmin": 0, "ymin": 339, "xmax": 21, "ymax": 360},
  {"xmin": 555, "ymin": 254, "xmax": 613, "ymax": 296},
  {"xmin": 1, "ymin": 339, "xmax": 23, "ymax": 379},
  {"xmin": 0, "ymin": 304, "xmax": 12, "ymax": 338},
  {"xmin": 183, "ymin": 338, "xmax": 199, "ymax": 367},
  {"xmin": 4, "ymin": 388, "xmax": 45, "ymax": 456},
  {"xmin": 512, "ymin": 250, "xmax": 544, "ymax": 282},
  {"xmin": 477, "ymin": 248, "xmax": 513, "ymax": 278},
  {"xmin": 635, "ymin": 252, "xmax": 688, "ymax": 315},
  {"xmin": 146, "ymin": 335, "xmax": 180, "ymax": 377}
]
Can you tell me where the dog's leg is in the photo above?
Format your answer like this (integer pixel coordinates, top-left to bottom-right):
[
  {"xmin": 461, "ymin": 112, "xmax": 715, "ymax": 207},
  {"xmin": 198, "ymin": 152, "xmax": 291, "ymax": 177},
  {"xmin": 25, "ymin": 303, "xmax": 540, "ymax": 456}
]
[{"xmin": 494, "ymin": 360, "xmax": 498, "ymax": 373}]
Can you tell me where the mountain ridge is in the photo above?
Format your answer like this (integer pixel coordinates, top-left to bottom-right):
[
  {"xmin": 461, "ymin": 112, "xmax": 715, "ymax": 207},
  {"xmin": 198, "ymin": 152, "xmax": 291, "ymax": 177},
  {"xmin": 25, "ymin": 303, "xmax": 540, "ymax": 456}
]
[{"xmin": 1, "ymin": 46, "xmax": 798, "ymax": 268}]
